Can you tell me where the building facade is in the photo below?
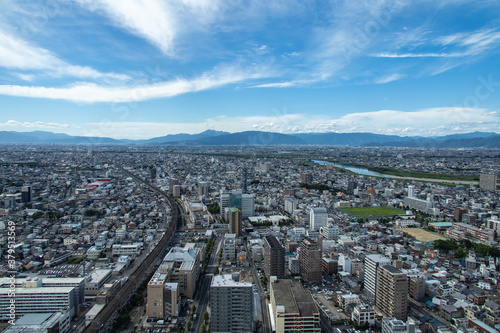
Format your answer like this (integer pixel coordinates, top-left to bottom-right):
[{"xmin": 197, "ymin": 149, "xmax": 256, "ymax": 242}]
[
  {"xmin": 376, "ymin": 265, "xmax": 408, "ymax": 321},
  {"xmin": 263, "ymin": 235, "xmax": 285, "ymax": 279},
  {"xmin": 270, "ymin": 279, "xmax": 320, "ymax": 333},
  {"xmin": 210, "ymin": 274, "xmax": 254, "ymax": 333},
  {"xmin": 299, "ymin": 239, "xmax": 322, "ymax": 285}
]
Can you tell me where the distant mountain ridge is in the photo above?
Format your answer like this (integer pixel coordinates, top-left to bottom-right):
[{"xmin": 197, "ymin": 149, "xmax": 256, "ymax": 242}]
[{"xmin": 0, "ymin": 130, "xmax": 499, "ymax": 147}]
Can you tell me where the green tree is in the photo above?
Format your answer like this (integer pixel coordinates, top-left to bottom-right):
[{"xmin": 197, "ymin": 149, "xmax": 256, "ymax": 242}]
[
  {"xmin": 456, "ymin": 247, "xmax": 467, "ymax": 258},
  {"xmin": 203, "ymin": 311, "xmax": 209, "ymax": 323},
  {"xmin": 187, "ymin": 320, "xmax": 192, "ymax": 331},
  {"xmin": 214, "ymin": 267, "xmax": 219, "ymax": 275}
]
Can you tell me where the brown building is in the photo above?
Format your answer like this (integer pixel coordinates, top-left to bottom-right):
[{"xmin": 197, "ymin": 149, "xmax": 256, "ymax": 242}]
[
  {"xmin": 300, "ymin": 173, "xmax": 313, "ymax": 183},
  {"xmin": 409, "ymin": 277, "xmax": 425, "ymax": 301},
  {"xmin": 375, "ymin": 265, "xmax": 408, "ymax": 321},
  {"xmin": 264, "ymin": 235, "xmax": 285, "ymax": 279},
  {"xmin": 454, "ymin": 208, "xmax": 467, "ymax": 222},
  {"xmin": 299, "ymin": 239, "xmax": 322, "ymax": 285},
  {"xmin": 228, "ymin": 207, "xmax": 242, "ymax": 237}
]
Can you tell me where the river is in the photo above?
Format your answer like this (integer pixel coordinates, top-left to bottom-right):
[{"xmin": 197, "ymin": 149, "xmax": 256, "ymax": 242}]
[{"xmin": 311, "ymin": 160, "xmax": 392, "ymax": 178}]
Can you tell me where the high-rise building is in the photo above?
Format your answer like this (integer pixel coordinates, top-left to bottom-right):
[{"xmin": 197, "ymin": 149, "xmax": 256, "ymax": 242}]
[
  {"xmin": 310, "ymin": 207, "xmax": 327, "ymax": 231},
  {"xmin": 198, "ymin": 181, "xmax": 209, "ymax": 197},
  {"xmin": 409, "ymin": 277, "xmax": 425, "ymax": 301},
  {"xmin": 376, "ymin": 265, "xmax": 408, "ymax": 321},
  {"xmin": 454, "ymin": 208, "xmax": 467, "ymax": 222},
  {"xmin": 300, "ymin": 173, "xmax": 313, "ymax": 183},
  {"xmin": 270, "ymin": 278, "xmax": 321, "ymax": 333},
  {"xmin": 299, "ymin": 239, "xmax": 322, "ymax": 285},
  {"xmin": 210, "ymin": 274, "xmax": 254, "ymax": 333},
  {"xmin": 146, "ymin": 272, "xmax": 180, "ymax": 320},
  {"xmin": 21, "ymin": 185, "xmax": 32, "ymax": 203},
  {"xmin": 228, "ymin": 207, "xmax": 242, "ymax": 237},
  {"xmin": 480, "ymin": 173, "xmax": 498, "ymax": 192},
  {"xmin": 407, "ymin": 185, "xmax": 415, "ymax": 198},
  {"xmin": 263, "ymin": 235, "xmax": 285, "ymax": 279},
  {"xmin": 284, "ymin": 198, "xmax": 297, "ymax": 215},
  {"xmin": 220, "ymin": 190, "xmax": 254, "ymax": 218},
  {"xmin": 364, "ymin": 254, "xmax": 392, "ymax": 304}
]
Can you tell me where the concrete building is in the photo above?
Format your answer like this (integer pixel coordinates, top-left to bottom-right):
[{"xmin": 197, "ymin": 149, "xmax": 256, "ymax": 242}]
[
  {"xmin": 299, "ymin": 238, "xmax": 322, "ymax": 285},
  {"xmin": 270, "ymin": 279, "xmax": 320, "ymax": 333},
  {"xmin": 382, "ymin": 317, "xmax": 416, "ymax": 333},
  {"xmin": 0, "ymin": 278, "xmax": 78, "ymax": 320},
  {"xmin": 146, "ymin": 270, "xmax": 180, "ymax": 320},
  {"xmin": 198, "ymin": 181, "xmax": 209, "ymax": 197},
  {"xmin": 310, "ymin": 207, "xmax": 327, "ymax": 231},
  {"xmin": 284, "ymin": 198, "xmax": 297, "ymax": 215},
  {"xmin": 480, "ymin": 173, "xmax": 498, "ymax": 192},
  {"xmin": 157, "ymin": 246, "xmax": 200, "ymax": 299},
  {"xmin": 85, "ymin": 269, "xmax": 112, "ymax": 296},
  {"xmin": 364, "ymin": 254, "xmax": 392, "ymax": 304},
  {"xmin": 210, "ymin": 274, "xmax": 254, "ymax": 333},
  {"xmin": 320, "ymin": 224, "xmax": 339, "ymax": 240},
  {"xmin": 228, "ymin": 207, "xmax": 242, "ymax": 237},
  {"xmin": 220, "ymin": 190, "xmax": 254, "ymax": 218},
  {"xmin": 352, "ymin": 304, "xmax": 376, "ymax": 326},
  {"xmin": 263, "ymin": 235, "xmax": 285, "ymax": 279},
  {"xmin": 223, "ymin": 233, "xmax": 236, "ymax": 261},
  {"xmin": 4, "ymin": 312, "xmax": 71, "ymax": 333},
  {"xmin": 376, "ymin": 265, "xmax": 408, "ymax": 321}
]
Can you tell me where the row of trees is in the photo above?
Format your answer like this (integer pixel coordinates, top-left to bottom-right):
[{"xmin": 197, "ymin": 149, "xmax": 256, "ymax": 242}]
[{"xmin": 433, "ymin": 239, "xmax": 500, "ymax": 258}]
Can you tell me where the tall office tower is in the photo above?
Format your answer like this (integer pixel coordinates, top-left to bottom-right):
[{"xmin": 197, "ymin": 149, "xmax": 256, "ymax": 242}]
[
  {"xmin": 299, "ymin": 239, "xmax": 322, "ymax": 285},
  {"xmin": 310, "ymin": 207, "xmax": 328, "ymax": 231},
  {"xmin": 270, "ymin": 279, "xmax": 321, "ymax": 333},
  {"xmin": 264, "ymin": 236, "xmax": 285, "ymax": 279},
  {"xmin": 348, "ymin": 180, "xmax": 358, "ymax": 191},
  {"xmin": 220, "ymin": 190, "xmax": 254, "ymax": 218},
  {"xmin": 376, "ymin": 265, "xmax": 408, "ymax": 321},
  {"xmin": 241, "ymin": 194, "xmax": 255, "ymax": 218},
  {"xmin": 480, "ymin": 173, "xmax": 498, "ymax": 192},
  {"xmin": 21, "ymin": 185, "xmax": 32, "ymax": 203},
  {"xmin": 364, "ymin": 254, "xmax": 392, "ymax": 304},
  {"xmin": 407, "ymin": 185, "xmax": 415, "ymax": 198},
  {"xmin": 285, "ymin": 198, "xmax": 297, "ymax": 215},
  {"xmin": 228, "ymin": 207, "xmax": 242, "ymax": 237},
  {"xmin": 210, "ymin": 274, "xmax": 254, "ymax": 333},
  {"xmin": 300, "ymin": 173, "xmax": 313, "ymax": 183},
  {"xmin": 197, "ymin": 181, "xmax": 209, "ymax": 197},
  {"xmin": 169, "ymin": 178, "xmax": 180, "ymax": 194}
]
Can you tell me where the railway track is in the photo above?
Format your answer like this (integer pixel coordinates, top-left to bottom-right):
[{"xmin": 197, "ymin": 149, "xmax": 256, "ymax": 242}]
[{"xmin": 84, "ymin": 165, "xmax": 179, "ymax": 333}]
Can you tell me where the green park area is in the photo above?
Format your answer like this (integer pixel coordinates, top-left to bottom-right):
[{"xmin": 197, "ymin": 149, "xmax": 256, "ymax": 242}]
[{"xmin": 340, "ymin": 206, "xmax": 405, "ymax": 218}]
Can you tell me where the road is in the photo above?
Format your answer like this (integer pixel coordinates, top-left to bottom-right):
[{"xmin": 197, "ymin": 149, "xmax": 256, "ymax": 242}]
[
  {"xmin": 245, "ymin": 241, "xmax": 271, "ymax": 333},
  {"xmin": 192, "ymin": 235, "xmax": 222, "ymax": 333}
]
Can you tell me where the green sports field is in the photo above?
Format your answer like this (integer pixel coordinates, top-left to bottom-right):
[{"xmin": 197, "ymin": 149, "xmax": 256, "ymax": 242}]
[{"xmin": 340, "ymin": 206, "xmax": 405, "ymax": 218}]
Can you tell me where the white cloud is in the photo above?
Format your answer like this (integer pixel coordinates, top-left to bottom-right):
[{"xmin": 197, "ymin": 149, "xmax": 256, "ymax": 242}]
[
  {"xmin": 372, "ymin": 52, "xmax": 459, "ymax": 58},
  {"xmin": 0, "ymin": 120, "xmax": 77, "ymax": 130},
  {"xmin": 73, "ymin": 0, "xmax": 222, "ymax": 56},
  {"xmin": 374, "ymin": 73, "xmax": 404, "ymax": 84},
  {"xmin": 0, "ymin": 29, "xmax": 129, "ymax": 81},
  {"xmin": 0, "ymin": 64, "xmax": 270, "ymax": 102}
]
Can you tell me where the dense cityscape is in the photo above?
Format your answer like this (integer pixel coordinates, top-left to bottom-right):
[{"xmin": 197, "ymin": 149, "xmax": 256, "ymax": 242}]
[{"xmin": 0, "ymin": 144, "xmax": 498, "ymax": 333}]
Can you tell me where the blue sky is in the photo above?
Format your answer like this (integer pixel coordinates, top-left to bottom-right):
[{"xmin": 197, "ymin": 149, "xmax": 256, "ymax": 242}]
[{"xmin": 0, "ymin": 0, "xmax": 499, "ymax": 139}]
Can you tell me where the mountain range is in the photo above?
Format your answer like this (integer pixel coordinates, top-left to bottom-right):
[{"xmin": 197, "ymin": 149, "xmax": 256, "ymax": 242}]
[{"xmin": 0, "ymin": 130, "xmax": 499, "ymax": 148}]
